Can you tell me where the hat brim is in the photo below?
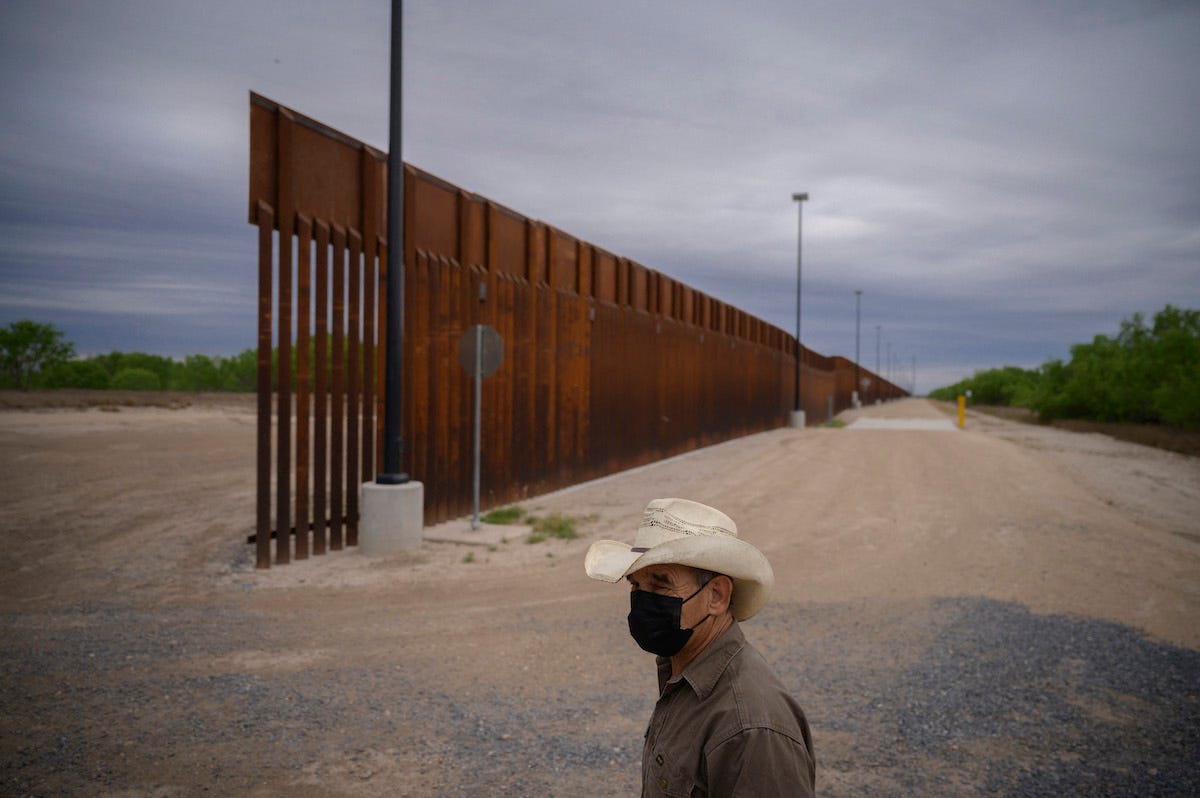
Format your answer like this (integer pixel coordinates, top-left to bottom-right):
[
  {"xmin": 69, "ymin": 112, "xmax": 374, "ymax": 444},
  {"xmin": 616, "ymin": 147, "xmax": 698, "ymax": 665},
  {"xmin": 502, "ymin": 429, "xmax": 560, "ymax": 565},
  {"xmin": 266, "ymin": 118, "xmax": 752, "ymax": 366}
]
[{"xmin": 585, "ymin": 535, "xmax": 774, "ymax": 621}]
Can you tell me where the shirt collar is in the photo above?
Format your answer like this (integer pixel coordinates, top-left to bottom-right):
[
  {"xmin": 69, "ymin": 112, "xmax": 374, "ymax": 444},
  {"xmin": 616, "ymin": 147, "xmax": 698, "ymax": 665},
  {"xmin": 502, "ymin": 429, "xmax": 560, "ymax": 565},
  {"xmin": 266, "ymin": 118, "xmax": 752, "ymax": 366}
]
[{"xmin": 656, "ymin": 620, "xmax": 745, "ymax": 700}]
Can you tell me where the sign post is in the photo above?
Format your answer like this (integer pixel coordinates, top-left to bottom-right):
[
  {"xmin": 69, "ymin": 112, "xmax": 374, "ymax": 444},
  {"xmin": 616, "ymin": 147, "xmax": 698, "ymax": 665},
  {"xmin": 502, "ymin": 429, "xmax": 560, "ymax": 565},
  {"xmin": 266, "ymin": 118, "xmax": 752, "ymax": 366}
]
[{"xmin": 458, "ymin": 324, "xmax": 504, "ymax": 529}]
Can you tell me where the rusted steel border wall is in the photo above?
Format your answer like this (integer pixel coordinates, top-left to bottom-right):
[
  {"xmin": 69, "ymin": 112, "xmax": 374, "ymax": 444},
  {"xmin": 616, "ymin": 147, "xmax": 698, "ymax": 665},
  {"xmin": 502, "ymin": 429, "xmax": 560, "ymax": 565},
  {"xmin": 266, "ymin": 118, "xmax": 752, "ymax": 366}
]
[{"xmin": 248, "ymin": 93, "xmax": 905, "ymax": 566}]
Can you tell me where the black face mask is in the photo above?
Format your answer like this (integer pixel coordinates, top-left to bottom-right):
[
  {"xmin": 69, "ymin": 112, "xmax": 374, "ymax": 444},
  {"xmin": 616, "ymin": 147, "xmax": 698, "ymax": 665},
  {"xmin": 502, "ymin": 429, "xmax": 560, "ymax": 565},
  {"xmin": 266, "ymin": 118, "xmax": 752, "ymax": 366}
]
[{"xmin": 627, "ymin": 584, "xmax": 711, "ymax": 657}]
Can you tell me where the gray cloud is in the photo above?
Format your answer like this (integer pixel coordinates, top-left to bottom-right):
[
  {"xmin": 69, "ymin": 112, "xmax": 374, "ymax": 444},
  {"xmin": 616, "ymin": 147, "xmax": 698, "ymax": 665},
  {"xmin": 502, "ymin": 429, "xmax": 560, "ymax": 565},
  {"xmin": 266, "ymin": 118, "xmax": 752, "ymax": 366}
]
[{"xmin": 0, "ymin": 0, "xmax": 1197, "ymax": 392}]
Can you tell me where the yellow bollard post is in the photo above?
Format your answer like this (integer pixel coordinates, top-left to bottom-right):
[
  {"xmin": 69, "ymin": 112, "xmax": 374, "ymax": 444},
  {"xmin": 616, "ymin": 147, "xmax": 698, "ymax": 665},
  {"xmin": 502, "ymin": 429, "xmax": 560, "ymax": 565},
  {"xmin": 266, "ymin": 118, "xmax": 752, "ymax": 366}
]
[{"xmin": 957, "ymin": 395, "xmax": 966, "ymax": 429}]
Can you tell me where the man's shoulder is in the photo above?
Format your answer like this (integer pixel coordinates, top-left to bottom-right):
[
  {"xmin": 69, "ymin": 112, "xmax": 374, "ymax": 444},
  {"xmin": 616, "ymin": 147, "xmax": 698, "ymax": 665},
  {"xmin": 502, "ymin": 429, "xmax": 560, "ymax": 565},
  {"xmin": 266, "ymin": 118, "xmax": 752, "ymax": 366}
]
[
  {"xmin": 718, "ymin": 638, "xmax": 809, "ymax": 737},
  {"xmin": 724, "ymin": 638, "xmax": 789, "ymax": 699}
]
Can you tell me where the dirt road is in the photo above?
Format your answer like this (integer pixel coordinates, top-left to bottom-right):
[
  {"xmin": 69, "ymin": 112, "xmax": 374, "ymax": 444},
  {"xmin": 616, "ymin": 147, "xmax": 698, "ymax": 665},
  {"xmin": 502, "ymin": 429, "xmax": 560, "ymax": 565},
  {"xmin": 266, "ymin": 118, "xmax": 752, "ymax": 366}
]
[{"xmin": 1, "ymin": 397, "xmax": 1197, "ymax": 796}]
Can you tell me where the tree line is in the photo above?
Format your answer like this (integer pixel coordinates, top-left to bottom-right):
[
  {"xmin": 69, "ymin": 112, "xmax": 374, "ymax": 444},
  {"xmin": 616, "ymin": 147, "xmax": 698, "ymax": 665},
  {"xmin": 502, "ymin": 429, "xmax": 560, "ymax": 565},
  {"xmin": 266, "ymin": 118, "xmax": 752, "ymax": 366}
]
[
  {"xmin": 928, "ymin": 305, "xmax": 1199, "ymax": 428},
  {"xmin": 0, "ymin": 320, "xmax": 257, "ymax": 392},
  {"xmin": 0, "ymin": 320, "xmax": 381, "ymax": 393}
]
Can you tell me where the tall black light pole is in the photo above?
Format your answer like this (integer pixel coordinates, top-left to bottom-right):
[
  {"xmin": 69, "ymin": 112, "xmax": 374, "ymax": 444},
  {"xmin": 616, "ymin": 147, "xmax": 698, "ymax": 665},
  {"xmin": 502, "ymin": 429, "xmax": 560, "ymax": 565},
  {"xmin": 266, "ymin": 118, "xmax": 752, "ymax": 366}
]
[
  {"xmin": 886, "ymin": 340, "xmax": 893, "ymax": 392},
  {"xmin": 792, "ymin": 192, "xmax": 808, "ymax": 415},
  {"xmin": 377, "ymin": 0, "xmax": 409, "ymax": 485},
  {"xmin": 854, "ymin": 289, "xmax": 862, "ymax": 404},
  {"xmin": 875, "ymin": 324, "xmax": 881, "ymax": 403}
]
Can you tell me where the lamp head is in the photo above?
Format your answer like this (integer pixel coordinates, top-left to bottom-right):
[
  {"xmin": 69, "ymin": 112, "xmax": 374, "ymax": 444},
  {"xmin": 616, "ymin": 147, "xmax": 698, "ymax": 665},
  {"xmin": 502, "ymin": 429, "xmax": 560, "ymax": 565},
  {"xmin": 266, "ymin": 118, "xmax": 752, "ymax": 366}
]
[{"xmin": 792, "ymin": 192, "xmax": 809, "ymax": 202}]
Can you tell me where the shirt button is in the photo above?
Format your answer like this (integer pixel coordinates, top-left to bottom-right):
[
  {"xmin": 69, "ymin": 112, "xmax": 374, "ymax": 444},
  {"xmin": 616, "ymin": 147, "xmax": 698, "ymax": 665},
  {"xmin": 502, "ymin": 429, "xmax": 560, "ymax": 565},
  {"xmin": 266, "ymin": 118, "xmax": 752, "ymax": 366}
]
[
  {"xmin": 655, "ymin": 754, "xmax": 664, "ymax": 766},
  {"xmin": 660, "ymin": 778, "xmax": 668, "ymax": 789}
]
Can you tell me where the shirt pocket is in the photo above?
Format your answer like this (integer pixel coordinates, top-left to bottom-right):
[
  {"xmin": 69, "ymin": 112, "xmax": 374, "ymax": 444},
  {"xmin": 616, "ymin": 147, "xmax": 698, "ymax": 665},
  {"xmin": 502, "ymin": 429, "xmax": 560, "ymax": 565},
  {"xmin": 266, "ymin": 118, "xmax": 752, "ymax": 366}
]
[{"xmin": 656, "ymin": 767, "xmax": 703, "ymax": 798}]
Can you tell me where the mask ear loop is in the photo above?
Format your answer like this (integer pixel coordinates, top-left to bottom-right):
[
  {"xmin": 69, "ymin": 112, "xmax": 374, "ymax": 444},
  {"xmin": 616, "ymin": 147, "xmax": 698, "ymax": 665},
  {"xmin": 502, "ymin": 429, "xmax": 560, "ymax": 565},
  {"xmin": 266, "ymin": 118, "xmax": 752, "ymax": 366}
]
[{"xmin": 682, "ymin": 581, "xmax": 713, "ymax": 632}]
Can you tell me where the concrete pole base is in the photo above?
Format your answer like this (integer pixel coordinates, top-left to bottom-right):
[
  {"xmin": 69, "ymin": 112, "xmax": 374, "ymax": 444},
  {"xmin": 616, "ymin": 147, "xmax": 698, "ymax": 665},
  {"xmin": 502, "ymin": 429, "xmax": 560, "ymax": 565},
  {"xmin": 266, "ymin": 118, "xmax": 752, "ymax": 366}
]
[
  {"xmin": 788, "ymin": 410, "xmax": 806, "ymax": 428},
  {"xmin": 359, "ymin": 480, "xmax": 425, "ymax": 555}
]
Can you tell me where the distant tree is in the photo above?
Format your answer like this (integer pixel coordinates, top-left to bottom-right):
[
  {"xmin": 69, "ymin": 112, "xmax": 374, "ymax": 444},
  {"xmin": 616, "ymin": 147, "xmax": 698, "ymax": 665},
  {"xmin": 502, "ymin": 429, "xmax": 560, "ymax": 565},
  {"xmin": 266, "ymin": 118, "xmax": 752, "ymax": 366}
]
[
  {"xmin": 0, "ymin": 320, "xmax": 76, "ymax": 390},
  {"xmin": 170, "ymin": 354, "xmax": 223, "ymax": 391},
  {"xmin": 1148, "ymin": 306, "xmax": 1200, "ymax": 427},
  {"xmin": 93, "ymin": 351, "xmax": 174, "ymax": 390},
  {"xmin": 37, "ymin": 359, "xmax": 111, "ymax": 390},
  {"xmin": 927, "ymin": 366, "xmax": 1039, "ymax": 406},
  {"xmin": 219, "ymin": 348, "xmax": 257, "ymax": 392}
]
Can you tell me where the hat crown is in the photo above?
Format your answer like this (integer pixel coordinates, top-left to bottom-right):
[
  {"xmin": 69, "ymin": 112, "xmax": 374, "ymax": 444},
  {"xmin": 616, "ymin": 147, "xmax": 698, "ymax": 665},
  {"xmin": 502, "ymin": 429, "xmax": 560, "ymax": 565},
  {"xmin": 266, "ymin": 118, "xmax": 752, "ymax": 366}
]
[{"xmin": 633, "ymin": 498, "xmax": 738, "ymax": 550}]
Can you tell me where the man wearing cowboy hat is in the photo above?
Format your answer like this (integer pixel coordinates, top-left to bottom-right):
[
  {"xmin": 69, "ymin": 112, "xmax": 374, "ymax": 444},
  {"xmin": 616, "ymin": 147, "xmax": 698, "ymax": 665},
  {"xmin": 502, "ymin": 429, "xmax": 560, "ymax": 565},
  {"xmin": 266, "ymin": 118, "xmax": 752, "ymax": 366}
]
[{"xmin": 586, "ymin": 498, "xmax": 815, "ymax": 796}]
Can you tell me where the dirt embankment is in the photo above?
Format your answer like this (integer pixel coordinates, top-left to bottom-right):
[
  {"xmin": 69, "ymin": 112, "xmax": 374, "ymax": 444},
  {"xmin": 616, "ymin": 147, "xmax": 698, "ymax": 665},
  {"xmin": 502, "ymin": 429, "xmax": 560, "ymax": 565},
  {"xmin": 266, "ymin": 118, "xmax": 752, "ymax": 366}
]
[{"xmin": 949, "ymin": 401, "xmax": 1200, "ymax": 458}]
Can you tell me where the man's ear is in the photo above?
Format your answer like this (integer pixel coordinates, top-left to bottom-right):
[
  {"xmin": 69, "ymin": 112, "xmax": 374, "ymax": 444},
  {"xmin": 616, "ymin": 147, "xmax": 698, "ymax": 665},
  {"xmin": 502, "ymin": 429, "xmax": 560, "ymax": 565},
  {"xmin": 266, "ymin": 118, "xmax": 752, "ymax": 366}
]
[{"xmin": 706, "ymin": 574, "xmax": 734, "ymax": 615}]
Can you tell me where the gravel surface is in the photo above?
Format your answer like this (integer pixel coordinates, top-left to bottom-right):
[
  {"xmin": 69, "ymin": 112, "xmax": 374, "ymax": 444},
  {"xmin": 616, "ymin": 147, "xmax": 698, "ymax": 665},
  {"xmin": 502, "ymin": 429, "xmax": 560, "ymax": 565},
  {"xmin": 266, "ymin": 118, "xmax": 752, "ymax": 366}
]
[
  {"xmin": 761, "ymin": 598, "xmax": 1200, "ymax": 797},
  {"xmin": 4, "ymin": 596, "xmax": 1197, "ymax": 797}
]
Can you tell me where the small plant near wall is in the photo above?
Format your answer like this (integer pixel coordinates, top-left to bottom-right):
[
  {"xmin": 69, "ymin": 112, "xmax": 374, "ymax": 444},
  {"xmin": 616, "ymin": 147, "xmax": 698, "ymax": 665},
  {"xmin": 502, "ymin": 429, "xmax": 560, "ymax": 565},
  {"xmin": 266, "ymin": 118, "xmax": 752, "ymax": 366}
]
[
  {"xmin": 476, "ymin": 505, "xmax": 592, "ymax": 545},
  {"xmin": 481, "ymin": 505, "xmax": 526, "ymax": 525}
]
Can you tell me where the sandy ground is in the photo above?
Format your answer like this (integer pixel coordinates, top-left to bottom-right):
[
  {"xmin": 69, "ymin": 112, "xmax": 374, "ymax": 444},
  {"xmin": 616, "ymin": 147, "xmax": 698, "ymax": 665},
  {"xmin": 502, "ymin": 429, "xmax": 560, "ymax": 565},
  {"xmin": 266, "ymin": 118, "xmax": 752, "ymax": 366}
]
[{"xmin": 1, "ymin": 397, "xmax": 1198, "ymax": 796}]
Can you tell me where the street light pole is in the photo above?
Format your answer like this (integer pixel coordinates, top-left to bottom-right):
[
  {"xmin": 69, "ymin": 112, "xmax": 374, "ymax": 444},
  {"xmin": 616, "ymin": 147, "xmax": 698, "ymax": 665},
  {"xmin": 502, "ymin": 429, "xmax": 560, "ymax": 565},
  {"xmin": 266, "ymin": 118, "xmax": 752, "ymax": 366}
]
[
  {"xmin": 791, "ymin": 192, "xmax": 808, "ymax": 423},
  {"xmin": 854, "ymin": 289, "xmax": 862, "ymax": 407},
  {"xmin": 358, "ymin": 0, "xmax": 423, "ymax": 557},
  {"xmin": 875, "ymin": 324, "xmax": 881, "ymax": 403},
  {"xmin": 886, "ymin": 340, "xmax": 892, "ymax": 393},
  {"xmin": 377, "ymin": 0, "xmax": 409, "ymax": 484}
]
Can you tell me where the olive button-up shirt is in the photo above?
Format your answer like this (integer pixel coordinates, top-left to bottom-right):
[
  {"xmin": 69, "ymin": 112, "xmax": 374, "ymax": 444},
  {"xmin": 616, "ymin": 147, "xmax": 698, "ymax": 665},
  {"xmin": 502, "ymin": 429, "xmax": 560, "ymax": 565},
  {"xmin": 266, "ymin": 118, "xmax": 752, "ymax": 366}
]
[{"xmin": 642, "ymin": 621, "xmax": 815, "ymax": 797}]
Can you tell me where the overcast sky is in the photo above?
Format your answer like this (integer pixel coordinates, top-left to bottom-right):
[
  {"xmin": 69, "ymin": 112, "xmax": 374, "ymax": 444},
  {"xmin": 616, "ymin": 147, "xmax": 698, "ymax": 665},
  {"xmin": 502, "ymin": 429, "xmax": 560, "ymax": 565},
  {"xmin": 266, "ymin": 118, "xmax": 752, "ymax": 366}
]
[{"xmin": 1, "ymin": 1, "xmax": 1197, "ymax": 393}]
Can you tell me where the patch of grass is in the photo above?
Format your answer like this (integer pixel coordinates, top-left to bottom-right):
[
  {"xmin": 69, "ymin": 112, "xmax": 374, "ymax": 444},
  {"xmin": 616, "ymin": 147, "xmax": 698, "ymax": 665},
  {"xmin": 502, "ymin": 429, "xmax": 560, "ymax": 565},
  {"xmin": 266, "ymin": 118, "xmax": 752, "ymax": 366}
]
[
  {"xmin": 462, "ymin": 551, "xmax": 476, "ymax": 564},
  {"xmin": 824, "ymin": 418, "xmax": 847, "ymax": 428},
  {"xmin": 528, "ymin": 513, "xmax": 579, "ymax": 540},
  {"xmin": 472, "ymin": 508, "xmax": 589, "ymax": 545},
  {"xmin": 481, "ymin": 505, "xmax": 527, "ymax": 525}
]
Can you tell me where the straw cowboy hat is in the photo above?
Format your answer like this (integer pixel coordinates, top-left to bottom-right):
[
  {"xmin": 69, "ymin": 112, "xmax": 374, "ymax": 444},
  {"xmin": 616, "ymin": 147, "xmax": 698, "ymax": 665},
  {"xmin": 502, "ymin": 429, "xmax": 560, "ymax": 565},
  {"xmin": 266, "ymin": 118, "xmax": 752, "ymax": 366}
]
[{"xmin": 584, "ymin": 498, "xmax": 774, "ymax": 621}]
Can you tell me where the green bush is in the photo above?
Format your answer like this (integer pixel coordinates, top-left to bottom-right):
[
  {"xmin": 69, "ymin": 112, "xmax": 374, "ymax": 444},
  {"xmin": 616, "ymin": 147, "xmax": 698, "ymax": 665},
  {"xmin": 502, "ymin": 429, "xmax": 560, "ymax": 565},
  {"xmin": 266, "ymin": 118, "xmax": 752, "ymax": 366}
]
[
  {"xmin": 930, "ymin": 305, "xmax": 1200, "ymax": 429},
  {"xmin": 927, "ymin": 366, "xmax": 1039, "ymax": 406},
  {"xmin": 87, "ymin": 348, "xmax": 257, "ymax": 393},
  {"xmin": 219, "ymin": 349, "xmax": 257, "ymax": 392},
  {"xmin": 169, "ymin": 354, "xmax": 223, "ymax": 391},
  {"xmin": 0, "ymin": 324, "xmax": 261, "ymax": 395},
  {"xmin": 110, "ymin": 367, "xmax": 162, "ymax": 391},
  {"xmin": 37, "ymin": 360, "xmax": 111, "ymax": 389},
  {"xmin": 93, "ymin": 352, "xmax": 175, "ymax": 389},
  {"xmin": 1027, "ymin": 307, "xmax": 1199, "ymax": 425}
]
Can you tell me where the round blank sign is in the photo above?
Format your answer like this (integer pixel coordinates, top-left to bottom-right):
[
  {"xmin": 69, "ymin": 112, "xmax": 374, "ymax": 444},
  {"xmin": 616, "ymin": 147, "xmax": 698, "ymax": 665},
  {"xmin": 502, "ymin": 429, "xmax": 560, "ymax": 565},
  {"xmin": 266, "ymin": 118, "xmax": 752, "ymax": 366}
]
[{"xmin": 458, "ymin": 324, "xmax": 504, "ymax": 378}]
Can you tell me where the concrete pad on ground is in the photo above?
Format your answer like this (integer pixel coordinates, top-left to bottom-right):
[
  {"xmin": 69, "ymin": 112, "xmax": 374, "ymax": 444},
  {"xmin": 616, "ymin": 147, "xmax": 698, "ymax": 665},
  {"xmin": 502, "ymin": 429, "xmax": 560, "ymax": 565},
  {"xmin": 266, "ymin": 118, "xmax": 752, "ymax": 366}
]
[
  {"xmin": 847, "ymin": 417, "xmax": 960, "ymax": 430},
  {"xmin": 422, "ymin": 518, "xmax": 532, "ymax": 546}
]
